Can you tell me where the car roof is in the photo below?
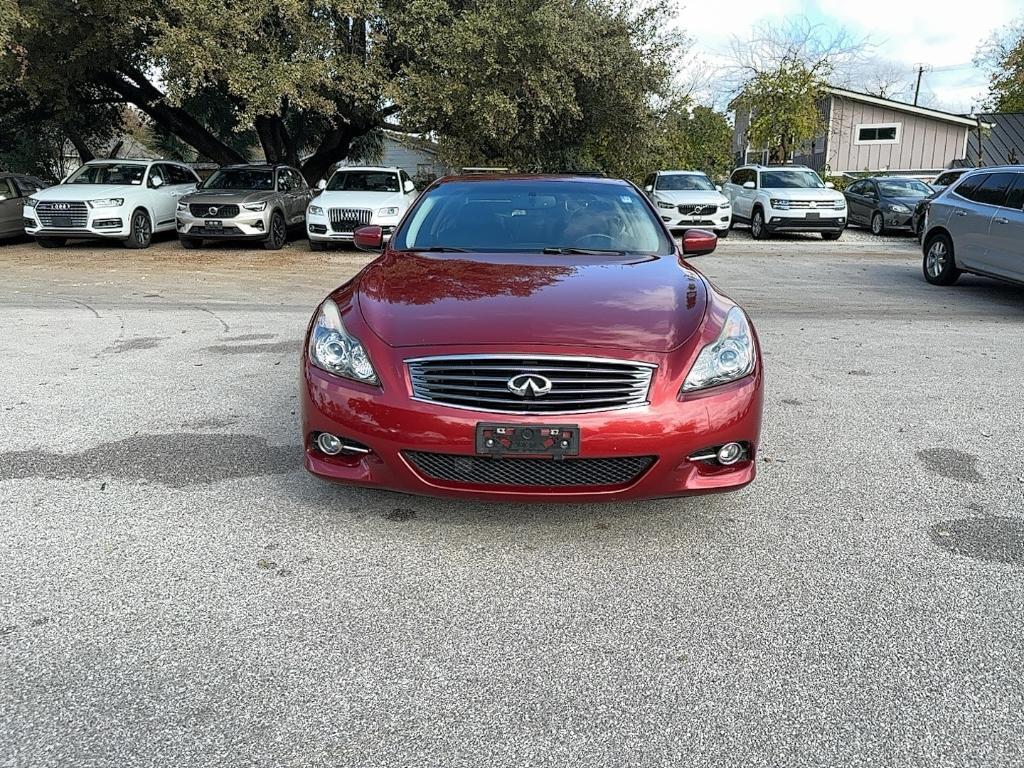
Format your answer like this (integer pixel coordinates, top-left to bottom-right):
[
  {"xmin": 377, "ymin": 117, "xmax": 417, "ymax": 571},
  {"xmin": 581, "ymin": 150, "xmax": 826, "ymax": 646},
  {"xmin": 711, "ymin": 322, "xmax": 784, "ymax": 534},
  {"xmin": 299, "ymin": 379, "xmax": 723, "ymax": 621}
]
[
  {"xmin": 219, "ymin": 163, "xmax": 291, "ymax": 170},
  {"xmin": 657, "ymin": 170, "xmax": 708, "ymax": 176},
  {"xmin": 332, "ymin": 166, "xmax": 402, "ymax": 173},
  {"xmin": 84, "ymin": 158, "xmax": 152, "ymax": 165},
  {"xmin": 431, "ymin": 174, "xmax": 628, "ymax": 186}
]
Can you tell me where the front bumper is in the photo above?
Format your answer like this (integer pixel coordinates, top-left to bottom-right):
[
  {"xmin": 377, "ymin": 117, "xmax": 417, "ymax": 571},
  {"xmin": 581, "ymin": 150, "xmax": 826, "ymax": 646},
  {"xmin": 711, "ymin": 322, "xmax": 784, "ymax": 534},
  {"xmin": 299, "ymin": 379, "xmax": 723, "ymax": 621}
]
[
  {"xmin": 306, "ymin": 211, "xmax": 399, "ymax": 243},
  {"xmin": 883, "ymin": 212, "xmax": 914, "ymax": 230},
  {"xmin": 300, "ymin": 357, "xmax": 763, "ymax": 503},
  {"xmin": 764, "ymin": 214, "xmax": 846, "ymax": 233},
  {"xmin": 23, "ymin": 209, "xmax": 130, "ymax": 239},
  {"xmin": 176, "ymin": 209, "xmax": 270, "ymax": 239},
  {"xmin": 660, "ymin": 209, "xmax": 732, "ymax": 232}
]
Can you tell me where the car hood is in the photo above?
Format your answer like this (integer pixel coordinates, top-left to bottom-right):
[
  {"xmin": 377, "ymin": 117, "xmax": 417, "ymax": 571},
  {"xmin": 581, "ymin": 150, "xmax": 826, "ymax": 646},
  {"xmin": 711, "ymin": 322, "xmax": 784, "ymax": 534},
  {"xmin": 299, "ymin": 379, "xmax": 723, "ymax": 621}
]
[
  {"xmin": 351, "ymin": 252, "xmax": 708, "ymax": 352},
  {"xmin": 30, "ymin": 184, "xmax": 141, "ymax": 202},
  {"xmin": 653, "ymin": 190, "xmax": 728, "ymax": 206},
  {"xmin": 317, "ymin": 190, "xmax": 407, "ymax": 209},
  {"xmin": 886, "ymin": 195, "xmax": 929, "ymax": 209},
  {"xmin": 764, "ymin": 187, "xmax": 844, "ymax": 201},
  {"xmin": 182, "ymin": 190, "xmax": 276, "ymax": 205}
]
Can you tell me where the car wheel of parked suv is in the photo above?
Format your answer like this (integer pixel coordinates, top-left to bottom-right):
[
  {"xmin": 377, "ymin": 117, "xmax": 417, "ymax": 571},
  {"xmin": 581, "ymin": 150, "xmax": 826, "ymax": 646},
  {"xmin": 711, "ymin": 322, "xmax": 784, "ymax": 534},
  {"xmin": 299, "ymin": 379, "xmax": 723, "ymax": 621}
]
[
  {"xmin": 36, "ymin": 237, "xmax": 66, "ymax": 248},
  {"xmin": 870, "ymin": 212, "xmax": 885, "ymax": 236},
  {"xmin": 264, "ymin": 211, "xmax": 286, "ymax": 251},
  {"xmin": 750, "ymin": 209, "xmax": 769, "ymax": 240},
  {"xmin": 123, "ymin": 209, "xmax": 152, "ymax": 250},
  {"xmin": 923, "ymin": 232, "xmax": 961, "ymax": 286},
  {"xmin": 179, "ymin": 236, "xmax": 202, "ymax": 250}
]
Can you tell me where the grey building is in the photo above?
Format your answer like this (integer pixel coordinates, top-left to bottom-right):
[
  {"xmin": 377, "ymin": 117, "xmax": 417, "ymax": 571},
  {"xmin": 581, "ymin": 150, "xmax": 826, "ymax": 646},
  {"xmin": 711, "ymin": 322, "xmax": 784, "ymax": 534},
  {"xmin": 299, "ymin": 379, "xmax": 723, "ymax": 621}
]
[
  {"xmin": 963, "ymin": 113, "xmax": 1024, "ymax": 167},
  {"xmin": 733, "ymin": 87, "xmax": 981, "ymax": 178},
  {"xmin": 336, "ymin": 131, "xmax": 452, "ymax": 185}
]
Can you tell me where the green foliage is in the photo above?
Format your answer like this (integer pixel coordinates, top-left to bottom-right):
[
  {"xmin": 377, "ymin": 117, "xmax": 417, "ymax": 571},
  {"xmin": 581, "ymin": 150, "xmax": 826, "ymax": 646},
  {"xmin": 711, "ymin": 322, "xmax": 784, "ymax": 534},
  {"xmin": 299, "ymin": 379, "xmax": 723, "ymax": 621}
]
[
  {"xmin": 738, "ymin": 60, "xmax": 827, "ymax": 163},
  {"xmin": 646, "ymin": 104, "xmax": 733, "ymax": 181},
  {"xmin": 978, "ymin": 18, "xmax": 1024, "ymax": 112}
]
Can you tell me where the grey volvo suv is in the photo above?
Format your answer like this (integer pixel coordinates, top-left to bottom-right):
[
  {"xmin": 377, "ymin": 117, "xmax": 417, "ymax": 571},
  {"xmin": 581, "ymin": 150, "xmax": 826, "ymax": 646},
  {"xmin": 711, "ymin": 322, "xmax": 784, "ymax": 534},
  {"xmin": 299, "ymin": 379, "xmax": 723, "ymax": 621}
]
[
  {"xmin": 176, "ymin": 163, "xmax": 313, "ymax": 250},
  {"xmin": 922, "ymin": 166, "xmax": 1024, "ymax": 286}
]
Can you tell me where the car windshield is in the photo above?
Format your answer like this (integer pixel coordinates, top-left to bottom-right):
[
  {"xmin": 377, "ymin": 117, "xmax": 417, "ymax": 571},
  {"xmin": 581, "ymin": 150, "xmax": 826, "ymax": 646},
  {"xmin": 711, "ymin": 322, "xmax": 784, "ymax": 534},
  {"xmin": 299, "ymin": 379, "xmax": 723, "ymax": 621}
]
[
  {"xmin": 66, "ymin": 164, "xmax": 146, "ymax": 186},
  {"xmin": 656, "ymin": 174, "xmax": 716, "ymax": 191},
  {"xmin": 760, "ymin": 170, "xmax": 825, "ymax": 189},
  {"xmin": 327, "ymin": 171, "xmax": 400, "ymax": 193},
  {"xmin": 391, "ymin": 179, "xmax": 673, "ymax": 254},
  {"xmin": 878, "ymin": 179, "xmax": 932, "ymax": 198},
  {"xmin": 202, "ymin": 169, "xmax": 275, "ymax": 190}
]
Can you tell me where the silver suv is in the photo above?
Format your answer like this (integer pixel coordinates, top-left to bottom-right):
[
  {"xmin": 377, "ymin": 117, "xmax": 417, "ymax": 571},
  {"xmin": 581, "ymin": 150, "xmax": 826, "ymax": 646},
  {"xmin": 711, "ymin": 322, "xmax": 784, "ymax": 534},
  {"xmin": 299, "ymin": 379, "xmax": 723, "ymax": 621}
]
[
  {"xmin": 176, "ymin": 164, "xmax": 313, "ymax": 250},
  {"xmin": 922, "ymin": 166, "xmax": 1024, "ymax": 286}
]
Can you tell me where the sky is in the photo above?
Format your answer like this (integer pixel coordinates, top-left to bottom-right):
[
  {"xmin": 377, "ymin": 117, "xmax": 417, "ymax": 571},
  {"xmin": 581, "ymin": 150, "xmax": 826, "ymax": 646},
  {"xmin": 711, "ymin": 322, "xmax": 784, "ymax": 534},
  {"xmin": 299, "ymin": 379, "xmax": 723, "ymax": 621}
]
[{"xmin": 678, "ymin": 0, "xmax": 1020, "ymax": 114}]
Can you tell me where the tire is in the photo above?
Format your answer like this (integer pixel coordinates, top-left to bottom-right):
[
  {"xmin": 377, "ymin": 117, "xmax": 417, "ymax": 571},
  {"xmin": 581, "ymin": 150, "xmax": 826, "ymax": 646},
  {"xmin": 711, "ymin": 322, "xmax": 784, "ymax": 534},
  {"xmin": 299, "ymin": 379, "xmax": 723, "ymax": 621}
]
[
  {"xmin": 716, "ymin": 229, "xmax": 730, "ymax": 239},
  {"xmin": 263, "ymin": 211, "xmax": 287, "ymax": 250},
  {"xmin": 750, "ymin": 208, "xmax": 769, "ymax": 240},
  {"xmin": 309, "ymin": 240, "xmax": 326, "ymax": 252},
  {"xmin": 870, "ymin": 211, "xmax": 885, "ymax": 236},
  {"xmin": 179, "ymin": 236, "xmax": 202, "ymax": 250},
  {"xmin": 35, "ymin": 237, "xmax": 66, "ymax": 248},
  {"xmin": 821, "ymin": 231, "xmax": 842, "ymax": 241},
  {"xmin": 923, "ymin": 232, "xmax": 961, "ymax": 286},
  {"xmin": 123, "ymin": 208, "xmax": 153, "ymax": 249}
]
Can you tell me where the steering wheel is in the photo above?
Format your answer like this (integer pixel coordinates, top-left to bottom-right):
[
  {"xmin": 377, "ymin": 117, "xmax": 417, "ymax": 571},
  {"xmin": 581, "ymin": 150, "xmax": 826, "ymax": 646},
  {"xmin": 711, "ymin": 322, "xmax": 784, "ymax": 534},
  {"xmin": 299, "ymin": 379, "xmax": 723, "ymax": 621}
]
[{"xmin": 574, "ymin": 233, "xmax": 616, "ymax": 246}]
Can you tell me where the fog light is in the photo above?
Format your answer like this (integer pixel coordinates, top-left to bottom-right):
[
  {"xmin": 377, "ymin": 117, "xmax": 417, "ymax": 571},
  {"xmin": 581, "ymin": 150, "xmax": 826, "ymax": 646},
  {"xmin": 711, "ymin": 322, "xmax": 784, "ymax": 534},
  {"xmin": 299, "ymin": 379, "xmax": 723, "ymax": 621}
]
[
  {"xmin": 316, "ymin": 432, "xmax": 343, "ymax": 455},
  {"xmin": 717, "ymin": 442, "xmax": 744, "ymax": 465}
]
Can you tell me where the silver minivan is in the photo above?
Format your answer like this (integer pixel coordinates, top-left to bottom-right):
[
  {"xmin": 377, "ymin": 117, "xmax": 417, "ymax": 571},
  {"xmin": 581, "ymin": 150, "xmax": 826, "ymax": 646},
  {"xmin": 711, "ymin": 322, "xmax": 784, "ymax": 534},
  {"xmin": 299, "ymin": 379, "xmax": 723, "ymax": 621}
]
[{"xmin": 922, "ymin": 166, "xmax": 1024, "ymax": 286}]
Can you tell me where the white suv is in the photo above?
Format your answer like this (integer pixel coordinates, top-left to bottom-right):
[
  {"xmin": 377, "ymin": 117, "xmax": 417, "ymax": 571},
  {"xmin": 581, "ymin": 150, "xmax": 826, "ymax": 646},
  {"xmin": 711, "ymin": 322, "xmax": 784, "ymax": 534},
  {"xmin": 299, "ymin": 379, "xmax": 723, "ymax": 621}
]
[
  {"xmin": 724, "ymin": 165, "xmax": 847, "ymax": 240},
  {"xmin": 306, "ymin": 166, "xmax": 418, "ymax": 250},
  {"xmin": 641, "ymin": 170, "xmax": 732, "ymax": 237},
  {"xmin": 23, "ymin": 159, "xmax": 199, "ymax": 248}
]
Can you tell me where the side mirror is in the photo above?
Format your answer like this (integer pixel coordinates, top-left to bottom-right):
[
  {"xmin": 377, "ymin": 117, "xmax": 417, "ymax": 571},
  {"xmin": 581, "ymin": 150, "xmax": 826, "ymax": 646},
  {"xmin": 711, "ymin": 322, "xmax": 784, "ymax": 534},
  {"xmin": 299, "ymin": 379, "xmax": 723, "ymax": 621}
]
[
  {"xmin": 403, "ymin": 179, "xmax": 416, "ymax": 194},
  {"xmin": 644, "ymin": 184, "xmax": 653, "ymax": 193},
  {"xmin": 681, "ymin": 229, "xmax": 718, "ymax": 257},
  {"xmin": 742, "ymin": 181, "xmax": 755, "ymax": 190},
  {"xmin": 824, "ymin": 181, "xmax": 836, "ymax": 189},
  {"xmin": 716, "ymin": 184, "xmax": 723, "ymax": 192},
  {"xmin": 353, "ymin": 225, "xmax": 384, "ymax": 252},
  {"xmin": 317, "ymin": 179, "xmax": 327, "ymax": 190},
  {"xmin": 150, "ymin": 176, "xmax": 164, "ymax": 189}
]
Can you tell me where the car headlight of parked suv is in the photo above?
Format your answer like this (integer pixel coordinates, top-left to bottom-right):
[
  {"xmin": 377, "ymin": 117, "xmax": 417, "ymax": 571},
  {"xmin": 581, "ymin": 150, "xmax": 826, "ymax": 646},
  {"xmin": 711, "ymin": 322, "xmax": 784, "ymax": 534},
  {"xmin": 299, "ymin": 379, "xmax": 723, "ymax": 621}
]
[
  {"xmin": 176, "ymin": 201, "xmax": 188, "ymax": 212},
  {"xmin": 720, "ymin": 201, "xmax": 730, "ymax": 208},
  {"xmin": 24, "ymin": 198, "xmax": 39, "ymax": 208},
  {"xmin": 769, "ymin": 198, "xmax": 790, "ymax": 210},
  {"xmin": 308, "ymin": 205, "xmax": 324, "ymax": 216},
  {"xmin": 308, "ymin": 299, "xmax": 378, "ymax": 385},
  {"xmin": 242, "ymin": 202, "xmax": 267, "ymax": 212},
  {"xmin": 888, "ymin": 203, "xmax": 910, "ymax": 213},
  {"xmin": 682, "ymin": 307, "xmax": 755, "ymax": 392},
  {"xmin": 377, "ymin": 207, "xmax": 400, "ymax": 217},
  {"xmin": 656, "ymin": 200, "xmax": 675, "ymax": 209},
  {"xmin": 88, "ymin": 198, "xmax": 124, "ymax": 208}
]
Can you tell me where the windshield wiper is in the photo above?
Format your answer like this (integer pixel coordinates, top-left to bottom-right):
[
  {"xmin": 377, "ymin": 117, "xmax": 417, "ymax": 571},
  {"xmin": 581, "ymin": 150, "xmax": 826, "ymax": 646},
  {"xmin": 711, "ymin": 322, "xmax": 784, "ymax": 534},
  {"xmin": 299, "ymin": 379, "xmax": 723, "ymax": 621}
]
[
  {"xmin": 542, "ymin": 247, "xmax": 629, "ymax": 255},
  {"xmin": 398, "ymin": 246, "xmax": 471, "ymax": 253}
]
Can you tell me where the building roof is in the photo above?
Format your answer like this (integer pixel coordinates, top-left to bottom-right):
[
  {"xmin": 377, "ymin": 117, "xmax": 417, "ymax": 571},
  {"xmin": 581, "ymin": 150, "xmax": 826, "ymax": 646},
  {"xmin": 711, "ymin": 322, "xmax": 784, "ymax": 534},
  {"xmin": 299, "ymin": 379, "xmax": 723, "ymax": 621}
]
[{"xmin": 826, "ymin": 87, "xmax": 982, "ymax": 127}]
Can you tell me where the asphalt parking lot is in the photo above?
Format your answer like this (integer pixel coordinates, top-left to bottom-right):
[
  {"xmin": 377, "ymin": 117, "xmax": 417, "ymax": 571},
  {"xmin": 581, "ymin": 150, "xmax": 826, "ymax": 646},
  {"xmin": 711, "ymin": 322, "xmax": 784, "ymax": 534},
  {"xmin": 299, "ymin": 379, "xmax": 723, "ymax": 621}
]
[{"xmin": 1, "ymin": 228, "xmax": 1023, "ymax": 767}]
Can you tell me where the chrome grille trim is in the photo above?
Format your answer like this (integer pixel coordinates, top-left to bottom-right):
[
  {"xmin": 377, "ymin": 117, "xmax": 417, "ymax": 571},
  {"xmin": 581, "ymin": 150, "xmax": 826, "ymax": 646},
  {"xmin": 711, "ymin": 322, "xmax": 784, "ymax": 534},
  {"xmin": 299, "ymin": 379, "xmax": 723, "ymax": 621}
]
[
  {"xmin": 36, "ymin": 201, "xmax": 89, "ymax": 228},
  {"xmin": 406, "ymin": 354, "xmax": 656, "ymax": 414},
  {"xmin": 678, "ymin": 203, "xmax": 718, "ymax": 216},
  {"xmin": 189, "ymin": 203, "xmax": 240, "ymax": 218},
  {"xmin": 329, "ymin": 208, "xmax": 372, "ymax": 232}
]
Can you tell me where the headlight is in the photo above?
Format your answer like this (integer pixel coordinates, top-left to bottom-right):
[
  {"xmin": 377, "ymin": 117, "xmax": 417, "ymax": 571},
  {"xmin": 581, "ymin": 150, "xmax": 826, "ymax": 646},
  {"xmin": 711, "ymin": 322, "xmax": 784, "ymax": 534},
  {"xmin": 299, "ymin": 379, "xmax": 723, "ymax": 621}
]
[
  {"xmin": 682, "ymin": 307, "xmax": 755, "ymax": 392},
  {"xmin": 769, "ymin": 198, "xmax": 790, "ymax": 210},
  {"xmin": 308, "ymin": 205, "xmax": 324, "ymax": 216},
  {"xmin": 377, "ymin": 206, "xmax": 400, "ymax": 217},
  {"xmin": 656, "ymin": 200, "xmax": 675, "ymax": 210},
  {"xmin": 242, "ymin": 201, "xmax": 267, "ymax": 212},
  {"xmin": 308, "ymin": 299, "xmax": 379, "ymax": 385},
  {"xmin": 720, "ymin": 201, "xmax": 731, "ymax": 209},
  {"xmin": 87, "ymin": 198, "xmax": 123, "ymax": 209},
  {"xmin": 834, "ymin": 199, "xmax": 847, "ymax": 209},
  {"xmin": 888, "ymin": 203, "xmax": 910, "ymax": 213},
  {"xmin": 176, "ymin": 201, "xmax": 188, "ymax": 212},
  {"xmin": 25, "ymin": 198, "xmax": 39, "ymax": 208}
]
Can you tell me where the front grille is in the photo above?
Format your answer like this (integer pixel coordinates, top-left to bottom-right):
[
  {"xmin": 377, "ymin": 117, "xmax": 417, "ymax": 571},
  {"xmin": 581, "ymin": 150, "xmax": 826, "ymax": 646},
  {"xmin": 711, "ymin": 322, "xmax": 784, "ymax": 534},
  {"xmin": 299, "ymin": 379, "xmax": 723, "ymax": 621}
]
[
  {"xmin": 405, "ymin": 452, "xmax": 655, "ymax": 488},
  {"xmin": 407, "ymin": 355, "xmax": 656, "ymax": 413},
  {"xmin": 785, "ymin": 200, "xmax": 841, "ymax": 209},
  {"xmin": 189, "ymin": 203, "xmax": 240, "ymax": 218},
  {"xmin": 329, "ymin": 208, "xmax": 372, "ymax": 232},
  {"xmin": 678, "ymin": 203, "xmax": 718, "ymax": 216},
  {"xmin": 36, "ymin": 201, "xmax": 88, "ymax": 228}
]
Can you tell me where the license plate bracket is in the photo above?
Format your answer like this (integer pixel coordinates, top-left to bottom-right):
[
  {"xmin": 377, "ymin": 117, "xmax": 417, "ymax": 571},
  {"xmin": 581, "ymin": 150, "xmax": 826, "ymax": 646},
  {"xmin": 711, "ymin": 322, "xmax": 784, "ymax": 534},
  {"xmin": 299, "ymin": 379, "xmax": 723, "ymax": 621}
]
[
  {"xmin": 476, "ymin": 423, "xmax": 579, "ymax": 458},
  {"xmin": 205, "ymin": 219, "xmax": 223, "ymax": 229},
  {"xmin": 806, "ymin": 212, "xmax": 820, "ymax": 219},
  {"xmin": 52, "ymin": 216, "xmax": 72, "ymax": 228}
]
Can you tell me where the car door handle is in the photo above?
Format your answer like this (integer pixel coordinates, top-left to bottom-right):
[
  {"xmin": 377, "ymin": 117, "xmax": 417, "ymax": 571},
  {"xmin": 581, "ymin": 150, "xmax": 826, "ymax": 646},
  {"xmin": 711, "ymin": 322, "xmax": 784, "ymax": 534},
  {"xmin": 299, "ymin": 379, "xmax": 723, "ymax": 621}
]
[
  {"xmin": 953, "ymin": 209, "xmax": 968, "ymax": 216},
  {"xmin": 994, "ymin": 216, "xmax": 1010, "ymax": 225}
]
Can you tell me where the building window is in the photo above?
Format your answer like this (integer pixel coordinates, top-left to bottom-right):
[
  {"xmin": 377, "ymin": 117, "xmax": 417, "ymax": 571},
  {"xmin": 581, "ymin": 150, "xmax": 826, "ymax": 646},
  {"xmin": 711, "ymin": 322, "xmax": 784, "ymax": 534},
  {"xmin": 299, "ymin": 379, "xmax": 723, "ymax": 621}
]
[{"xmin": 855, "ymin": 123, "xmax": 901, "ymax": 144}]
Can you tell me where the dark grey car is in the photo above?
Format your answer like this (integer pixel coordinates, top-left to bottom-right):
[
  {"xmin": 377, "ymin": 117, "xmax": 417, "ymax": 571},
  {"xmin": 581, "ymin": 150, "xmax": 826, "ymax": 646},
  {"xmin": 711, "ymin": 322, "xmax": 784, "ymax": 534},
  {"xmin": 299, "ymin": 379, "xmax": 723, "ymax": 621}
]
[
  {"xmin": 922, "ymin": 166, "xmax": 1024, "ymax": 286},
  {"xmin": 0, "ymin": 173, "xmax": 48, "ymax": 240},
  {"xmin": 844, "ymin": 177, "xmax": 934, "ymax": 235},
  {"xmin": 176, "ymin": 164, "xmax": 314, "ymax": 250}
]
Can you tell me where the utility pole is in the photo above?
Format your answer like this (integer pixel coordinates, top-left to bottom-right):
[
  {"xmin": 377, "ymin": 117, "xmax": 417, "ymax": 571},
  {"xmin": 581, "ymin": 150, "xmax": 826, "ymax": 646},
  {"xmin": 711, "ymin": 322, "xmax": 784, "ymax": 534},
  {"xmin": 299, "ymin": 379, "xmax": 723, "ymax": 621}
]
[{"xmin": 913, "ymin": 65, "xmax": 925, "ymax": 106}]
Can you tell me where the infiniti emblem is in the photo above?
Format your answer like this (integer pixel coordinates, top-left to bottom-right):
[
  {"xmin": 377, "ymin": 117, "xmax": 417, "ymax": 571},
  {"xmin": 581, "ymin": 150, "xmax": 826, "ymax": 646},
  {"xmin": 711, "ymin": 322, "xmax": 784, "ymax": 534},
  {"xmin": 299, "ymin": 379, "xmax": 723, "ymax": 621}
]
[
  {"xmin": 507, "ymin": 373, "xmax": 553, "ymax": 397},
  {"xmin": 207, "ymin": 206, "xmax": 219, "ymax": 216}
]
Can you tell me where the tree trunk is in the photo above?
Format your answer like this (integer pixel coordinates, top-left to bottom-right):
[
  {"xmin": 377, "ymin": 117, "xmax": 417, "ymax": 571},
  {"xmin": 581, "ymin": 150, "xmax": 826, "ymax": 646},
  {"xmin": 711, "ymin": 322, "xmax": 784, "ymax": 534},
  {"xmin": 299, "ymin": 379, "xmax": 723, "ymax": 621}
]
[
  {"xmin": 300, "ymin": 124, "xmax": 358, "ymax": 185},
  {"xmin": 67, "ymin": 131, "xmax": 94, "ymax": 164}
]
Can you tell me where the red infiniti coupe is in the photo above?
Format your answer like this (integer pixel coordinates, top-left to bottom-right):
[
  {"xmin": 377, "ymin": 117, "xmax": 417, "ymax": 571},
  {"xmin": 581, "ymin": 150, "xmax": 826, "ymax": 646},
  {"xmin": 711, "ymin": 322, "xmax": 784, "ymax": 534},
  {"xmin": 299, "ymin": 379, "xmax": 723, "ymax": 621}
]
[{"xmin": 300, "ymin": 175, "xmax": 763, "ymax": 502}]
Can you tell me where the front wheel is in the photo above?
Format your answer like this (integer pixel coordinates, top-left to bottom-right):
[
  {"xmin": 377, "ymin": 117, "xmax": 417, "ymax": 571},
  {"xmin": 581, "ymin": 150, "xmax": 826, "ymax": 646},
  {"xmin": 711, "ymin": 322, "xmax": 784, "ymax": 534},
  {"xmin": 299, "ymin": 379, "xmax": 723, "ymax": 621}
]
[
  {"xmin": 263, "ymin": 212, "xmax": 286, "ymax": 250},
  {"xmin": 821, "ymin": 231, "xmax": 842, "ymax": 241},
  {"xmin": 716, "ymin": 228, "xmax": 730, "ymax": 239},
  {"xmin": 923, "ymin": 233, "xmax": 961, "ymax": 285},
  {"xmin": 750, "ymin": 209, "xmax": 769, "ymax": 240},
  {"xmin": 123, "ymin": 209, "xmax": 153, "ymax": 249},
  {"xmin": 36, "ymin": 237, "xmax": 66, "ymax": 248},
  {"xmin": 871, "ymin": 211, "xmax": 885, "ymax": 236}
]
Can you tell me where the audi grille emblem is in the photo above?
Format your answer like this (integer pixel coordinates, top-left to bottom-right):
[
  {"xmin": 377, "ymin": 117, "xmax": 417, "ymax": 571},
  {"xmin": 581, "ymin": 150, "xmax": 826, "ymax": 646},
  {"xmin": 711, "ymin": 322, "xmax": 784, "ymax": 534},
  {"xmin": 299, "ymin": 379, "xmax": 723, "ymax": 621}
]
[
  {"xmin": 507, "ymin": 373, "xmax": 553, "ymax": 397},
  {"xmin": 52, "ymin": 203, "xmax": 71, "ymax": 210},
  {"xmin": 207, "ymin": 206, "xmax": 219, "ymax": 217}
]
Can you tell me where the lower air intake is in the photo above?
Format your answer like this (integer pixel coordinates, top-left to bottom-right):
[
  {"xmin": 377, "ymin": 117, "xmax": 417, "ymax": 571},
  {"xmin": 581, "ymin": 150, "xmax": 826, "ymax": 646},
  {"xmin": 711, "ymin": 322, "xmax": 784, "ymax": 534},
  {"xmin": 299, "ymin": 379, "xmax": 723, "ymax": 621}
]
[{"xmin": 404, "ymin": 452, "xmax": 655, "ymax": 488}]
